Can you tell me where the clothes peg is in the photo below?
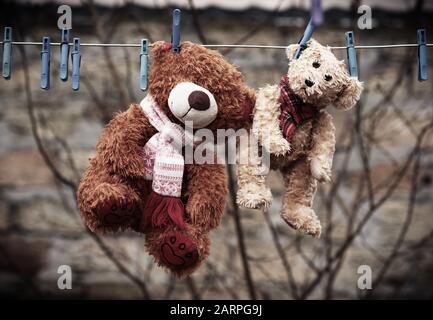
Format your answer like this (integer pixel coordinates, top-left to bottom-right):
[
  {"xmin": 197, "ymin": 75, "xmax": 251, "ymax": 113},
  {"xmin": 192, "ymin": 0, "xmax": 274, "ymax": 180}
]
[
  {"xmin": 71, "ymin": 38, "xmax": 81, "ymax": 91},
  {"xmin": 311, "ymin": 0, "xmax": 323, "ymax": 27},
  {"xmin": 345, "ymin": 31, "xmax": 359, "ymax": 78},
  {"xmin": 139, "ymin": 39, "xmax": 149, "ymax": 91},
  {"xmin": 59, "ymin": 29, "xmax": 69, "ymax": 81},
  {"xmin": 2, "ymin": 27, "xmax": 12, "ymax": 80},
  {"xmin": 417, "ymin": 29, "xmax": 428, "ymax": 81},
  {"xmin": 40, "ymin": 37, "xmax": 51, "ymax": 90},
  {"xmin": 293, "ymin": 19, "xmax": 316, "ymax": 59},
  {"xmin": 171, "ymin": 9, "xmax": 181, "ymax": 53}
]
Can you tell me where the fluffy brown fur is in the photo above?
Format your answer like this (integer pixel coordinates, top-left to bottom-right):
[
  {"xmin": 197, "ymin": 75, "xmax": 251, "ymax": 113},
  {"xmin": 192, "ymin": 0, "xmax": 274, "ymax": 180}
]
[
  {"xmin": 237, "ymin": 39, "xmax": 363, "ymax": 238},
  {"xmin": 78, "ymin": 41, "xmax": 255, "ymax": 276}
]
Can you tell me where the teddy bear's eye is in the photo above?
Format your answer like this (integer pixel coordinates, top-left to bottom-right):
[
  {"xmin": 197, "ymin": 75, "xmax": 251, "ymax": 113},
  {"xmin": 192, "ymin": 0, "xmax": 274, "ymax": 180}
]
[
  {"xmin": 313, "ymin": 61, "xmax": 320, "ymax": 68},
  {"xmin": 325, "ymin": 74, "xmax": 333, "ymax": 81}
]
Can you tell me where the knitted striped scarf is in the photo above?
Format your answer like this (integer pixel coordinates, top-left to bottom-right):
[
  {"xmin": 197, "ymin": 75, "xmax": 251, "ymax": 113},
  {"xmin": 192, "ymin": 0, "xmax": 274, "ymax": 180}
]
[
  {"xmin": 279, "ymin": 75, "xmax": 317, "ymax": 142},
  {"xmin": 139, "ymin": 95, "xmax": 194, "ymax": 231}
]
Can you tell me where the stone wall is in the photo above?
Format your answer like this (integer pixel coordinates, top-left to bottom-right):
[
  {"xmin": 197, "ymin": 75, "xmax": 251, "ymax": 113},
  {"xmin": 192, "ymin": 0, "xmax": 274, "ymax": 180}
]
[{"xmin": 0, "ymin": 6, "xmax": 433, "ymax": 299}]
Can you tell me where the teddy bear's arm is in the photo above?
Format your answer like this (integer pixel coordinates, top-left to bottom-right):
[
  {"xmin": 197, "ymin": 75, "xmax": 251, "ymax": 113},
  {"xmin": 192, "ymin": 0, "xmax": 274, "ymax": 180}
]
[
  {"xmin": 96, "ymin": 103, "xmax": 156, "ymax": 178},
  {"xmin": 253, "ymin": 85, "xmax": 291, "ymax": 156},
  {"xmin": 236, "ymin": 139, "xmax": 272, "ymax": 209},
  {"xmin": 308, "ymin": 111, "xmax": 336, "ymax": 183},
  {"xmin": 184, "ymin": 164, "xmax": 228, "ymax": 231}
]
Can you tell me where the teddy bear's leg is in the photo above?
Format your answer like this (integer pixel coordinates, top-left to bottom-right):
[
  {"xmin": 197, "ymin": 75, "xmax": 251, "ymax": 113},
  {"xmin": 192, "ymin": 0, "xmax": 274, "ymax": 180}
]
[
  {"xmin": 77, "ymin": 163, "xmax": 145, "ymax": 234},
  {"xmin": 280, "ymin": 159, "xmax": 321, "ymax": 237},
  {"xmin": 143, "ymin": 163, "xmax": 225, "ymax": 276},
  {"xmin": 236, "ymin": 162, "xmax": 272, "ymax": 209},
  {"xmin": 236, "ymin": 141, "xmax": 272, "ymax": 209},
  {"xmin": 184, "ymin": 163, "xmax": 228, "ymax": 230},
  {"xmin": 145, "ymin": 224, "xmax": 210, "ymax": 277}
]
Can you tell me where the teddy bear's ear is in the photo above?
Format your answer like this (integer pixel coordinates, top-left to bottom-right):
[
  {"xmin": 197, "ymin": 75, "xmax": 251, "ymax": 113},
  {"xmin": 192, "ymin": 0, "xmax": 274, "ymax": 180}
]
[
  {"xmin": 285, "ymin": 44, "xmax": 299, "ymax": 61},
  {"xmin": 334, "ymin": 77, "xmax": 363, "ymax": 110}
]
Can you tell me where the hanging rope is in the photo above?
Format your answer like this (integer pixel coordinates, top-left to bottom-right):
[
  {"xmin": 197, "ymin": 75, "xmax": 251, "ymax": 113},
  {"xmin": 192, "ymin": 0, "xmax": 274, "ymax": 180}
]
[{"xmin": 1, "ymin": 41, "xmax": 432, "ymax": 50}]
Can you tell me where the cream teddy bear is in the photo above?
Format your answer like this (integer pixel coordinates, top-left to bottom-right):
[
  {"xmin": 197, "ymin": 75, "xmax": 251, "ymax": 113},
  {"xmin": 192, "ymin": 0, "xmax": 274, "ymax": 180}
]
[{"xmin": 237, "ymin": 39, "xmax": 363, "ymax": 237}]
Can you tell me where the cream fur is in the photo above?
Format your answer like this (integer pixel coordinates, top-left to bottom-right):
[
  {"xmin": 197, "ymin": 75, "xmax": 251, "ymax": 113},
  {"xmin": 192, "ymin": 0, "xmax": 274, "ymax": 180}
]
[
  {"xmin": 252, "ymin": 85, "xmax": 291, "ymax": 156},
  {"xmin": 237, "ymin": 39, "xmax": 363, "ymax": 238},
  {"xmin": 236, "ymin": 143, "xmax": 272, "ymax": 209},
  {"xmin": 286, "ymin": 40, "xmax": 363, "ymax": 110}
]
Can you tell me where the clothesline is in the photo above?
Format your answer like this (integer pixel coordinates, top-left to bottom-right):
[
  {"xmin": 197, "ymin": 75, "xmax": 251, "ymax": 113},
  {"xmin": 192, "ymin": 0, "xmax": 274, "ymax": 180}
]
[
  {"xmin": 2, "ymin": 6, "xmax": 429, "ymax": 88},
  {"xmin": 1, "ymin": 41, "xmax": 432, "ymax": 50}
]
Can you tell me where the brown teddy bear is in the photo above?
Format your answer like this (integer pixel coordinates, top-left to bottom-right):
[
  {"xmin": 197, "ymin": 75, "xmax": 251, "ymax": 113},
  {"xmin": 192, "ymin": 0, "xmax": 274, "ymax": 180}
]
[
  {"xmin": 77, "ymin": 41, "xmax": 255, "ymax": 276},
  {"xmin": 237, "ymin": 39, "xmax": 363, "ymax": 238}
]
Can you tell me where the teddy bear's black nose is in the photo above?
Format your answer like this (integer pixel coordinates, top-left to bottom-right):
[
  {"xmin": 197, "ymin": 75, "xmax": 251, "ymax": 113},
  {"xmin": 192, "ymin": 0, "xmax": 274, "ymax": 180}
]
[
  {"xmin": 305, "ymin": 79, "xmax": 315, "ymax": 87},
  {"xmin": 188, "ymin": 90, "xmax": 210, "ymax": 111}
]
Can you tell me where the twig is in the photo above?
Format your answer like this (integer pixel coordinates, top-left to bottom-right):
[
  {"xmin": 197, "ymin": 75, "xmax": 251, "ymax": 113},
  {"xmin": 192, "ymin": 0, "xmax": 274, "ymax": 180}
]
[
  {"xmin": 262, "ymin": 208, "xmax": 299, "ymax": 299},
  {"xmin": 18, "ymin": 46, "xmax": 76, "ymax": 191},
  {"xmin": 204, "ymin": 263, "xmax": 240, "ymax": 299},
  {"xmin": 221, "ymin": 0, "xmax": 285, "ymax": 55},
  {"xmin": 227, "ymin": 165, "xmax": 257, "ymax": 299},
  {"xmin": 355, "ymin": 102, "xmax": 375, "ymax": 208},
  {"xmin": 364, "ymin": 143, "xmax": 423, "ymax": 298},
  {"xmin": 299, "ymin": 119, "xmax": 433, "ymax": 299},
  {"xmin": 188, "ymin": 0, "xmax": 208, "ymax": 44},
  {"xmin": 83, "ymin": 0, "xmax": 129, "ymax": 107},
  {"xmin": 185, "ymin": 276, "xmax": 201, "ymax": 300},
  {"xmin": 18, "ymin": 43, "xmax": 152, "ymax": 300}
]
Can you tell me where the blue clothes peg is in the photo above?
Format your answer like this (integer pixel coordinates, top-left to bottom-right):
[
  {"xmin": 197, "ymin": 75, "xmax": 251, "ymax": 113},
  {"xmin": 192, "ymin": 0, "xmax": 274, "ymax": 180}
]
[
  {"xmin": 59, "ymin": 29, "xmax": 69, "ymax": 81},
  {"xmin": 2, "ymin": 27, "xmax": 12, "ymax": 80},
  {"xmin": 293, "ymin": 19, "xmax": 316, "ymax": 59},
  {"xmin": 71, "ymin": 38, "xmax": 81, "ymax": 91},
  {"xmin": 40, "ymin": 37, "xmax": 51, "ymax": 90},
  {"xmin": 139, "ymin": 39, "xmax": 149, "ymax": 91},
  {"xmin": 311, "ymin": 0, "xmax": 323, "ymax": 27},
  {"xmin": 417, "ymin": 29, "xmax": 428, "ymax": 81},
  {"xmin": 345, "ymin": 31, "xmax": 359, "ymax": 78},
  {"xmin": 172, "ymin": 9, "xmax": 181, "ymax": 53}
]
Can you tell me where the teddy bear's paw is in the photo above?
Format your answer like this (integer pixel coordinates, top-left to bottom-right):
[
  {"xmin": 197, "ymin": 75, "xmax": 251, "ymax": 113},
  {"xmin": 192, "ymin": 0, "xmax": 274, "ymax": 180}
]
[
  {"xmin": 236, "ymin": 184, "xmax": 272, "ymax": 209},
  {"xmin": 268, "ymin": 138, "xmax": 291, "ymax": 156},
  {"xmin": 159, "ymin": 231, "xmax": 200, "ymax": 272},
  {"xmin": 145, "ymin": 227, "xmax": 210, "ymax": 277},
  {"xmin": 310, "ymin": 157, "xmax": 332, "ymax": 183},
  {"xmin": 88, "ymin": 183, "xmax": 140, "ymax": 233},
  {"xmin": 281, "ymin": 206, "xmax": 322, "ymax": 238}
]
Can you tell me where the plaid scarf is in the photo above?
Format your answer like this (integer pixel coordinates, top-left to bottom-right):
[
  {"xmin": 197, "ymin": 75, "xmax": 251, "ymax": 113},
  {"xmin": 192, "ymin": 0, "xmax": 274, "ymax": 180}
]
[{"xmin": 279, "ymin": 75, "xmax": 317, "ymax": 142}]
